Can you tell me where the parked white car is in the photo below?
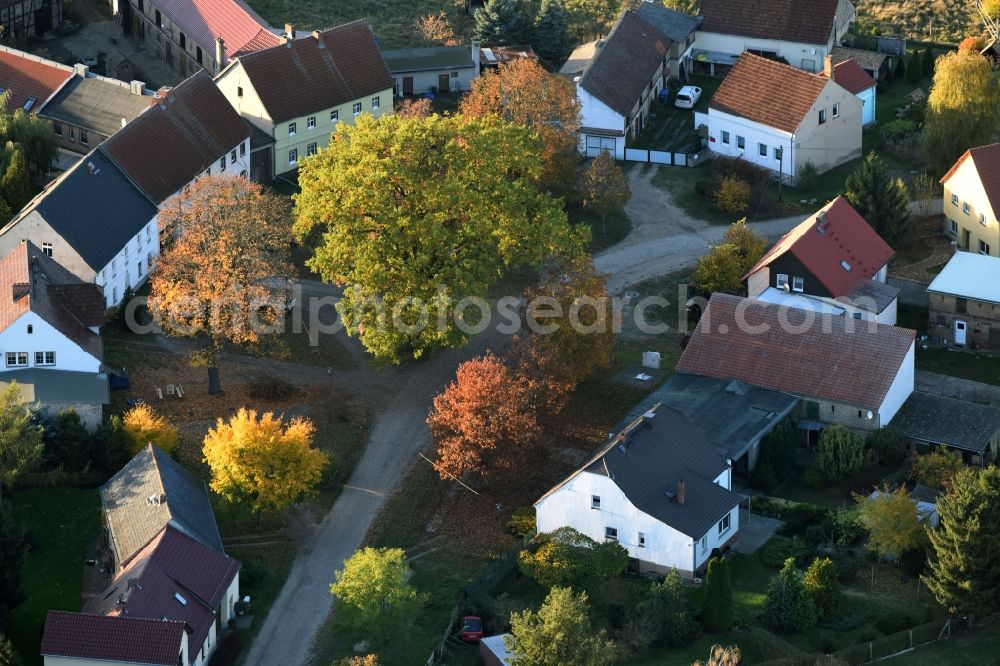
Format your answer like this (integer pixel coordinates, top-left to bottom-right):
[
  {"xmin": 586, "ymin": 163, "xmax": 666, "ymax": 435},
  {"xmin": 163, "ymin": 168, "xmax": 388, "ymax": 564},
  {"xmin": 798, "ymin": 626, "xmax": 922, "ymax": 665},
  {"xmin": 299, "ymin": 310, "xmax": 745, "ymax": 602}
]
[{"xmin": 674, "ymin": 86, "xmax": 703, "ymax": 109}]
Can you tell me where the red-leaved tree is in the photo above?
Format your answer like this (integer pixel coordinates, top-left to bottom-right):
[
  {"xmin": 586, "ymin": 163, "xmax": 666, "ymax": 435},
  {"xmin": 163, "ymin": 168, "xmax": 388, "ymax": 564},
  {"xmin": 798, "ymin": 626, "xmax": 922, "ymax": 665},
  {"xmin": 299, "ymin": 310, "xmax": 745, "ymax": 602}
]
[{"xmin": 428, "ymin": 353, "xmax": 539, "ymax": 480}]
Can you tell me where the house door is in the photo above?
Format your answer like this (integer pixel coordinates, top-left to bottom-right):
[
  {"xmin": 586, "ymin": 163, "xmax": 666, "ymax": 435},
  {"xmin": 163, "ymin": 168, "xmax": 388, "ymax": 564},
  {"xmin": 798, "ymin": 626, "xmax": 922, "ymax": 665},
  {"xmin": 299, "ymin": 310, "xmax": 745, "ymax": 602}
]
[
  {"xmin": 402, "ymin": 77, "xmax": 413, "ymax": 95},
  {"xmin": 962, "ymin": 228, "xmax": 971, "ymax": 250},
  {"xmin": 954, "ymin": 319, "xmax": 967, "ymax": 346},
  {"xmin": 438, "ymin": 73, "xmax": 450, "ymax": 92}
]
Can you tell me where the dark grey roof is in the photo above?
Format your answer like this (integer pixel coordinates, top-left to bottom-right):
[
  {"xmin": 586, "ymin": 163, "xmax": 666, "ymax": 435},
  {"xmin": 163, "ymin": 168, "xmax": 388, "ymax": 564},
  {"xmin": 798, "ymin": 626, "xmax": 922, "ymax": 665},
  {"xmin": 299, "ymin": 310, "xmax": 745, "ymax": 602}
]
[
  {"xmin": 634, "ymin": 2, "xmax": 702, "ymax": 42},
  {"xmin": 846, "ymin": 278, "xmax": 899, "ymax": 314},
  {"xmin": 893, "ymin": 392, "xmax": 1000, "ymax": 453},
  {"xmin": 615, "ymin": 373, "xmax": 800, "ymax": 462},
  {"xmin": 909, "ymin": 484, "xmax": 941, "ymax": 504},
  {"xmin": 568, "ymin": 404, "xmax": 740, "ymax": 539},
  {"xmin": 16, "ymin": 149, "xmax": 157, "ymax": 272},
  {"xmin": 100, "ymin": 444, "xmax": 224, "ymax": 567},
  {"xmin": 0, "ymin": 369, "xmax": 108, "ymax": 405},
  {"xmin": 39, "ymin": 76, "xmax": 151, "ymax": 137},
  {"xmin": 381, "ymin": 46, "xmax": 475, "ymax": 73},
  {"xmin": 578, "ymin": 11, "xmax": 671, "ymax": 117},
  {"xmin": 247, "ymin": 120, "xmax": 273, "ymax": 149}
]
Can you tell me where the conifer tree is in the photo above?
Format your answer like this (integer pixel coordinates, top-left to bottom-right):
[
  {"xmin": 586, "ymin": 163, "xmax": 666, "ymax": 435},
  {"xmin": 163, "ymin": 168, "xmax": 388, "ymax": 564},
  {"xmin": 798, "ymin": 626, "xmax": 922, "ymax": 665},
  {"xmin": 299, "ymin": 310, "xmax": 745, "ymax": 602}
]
[
  {"xmin": 844, "ymin": 153, "xmax": 911, "ymax": 248},
  {"xmin": 533, "ymin": 0, "xmax": 570, "ymax": 66},
  {"xmin": 474, "ymin": 0, "xmax": 530, "ymax": 45},
  {"xmin": 702, "ymin": 557, "xmax": 733, "ymax": 632}
]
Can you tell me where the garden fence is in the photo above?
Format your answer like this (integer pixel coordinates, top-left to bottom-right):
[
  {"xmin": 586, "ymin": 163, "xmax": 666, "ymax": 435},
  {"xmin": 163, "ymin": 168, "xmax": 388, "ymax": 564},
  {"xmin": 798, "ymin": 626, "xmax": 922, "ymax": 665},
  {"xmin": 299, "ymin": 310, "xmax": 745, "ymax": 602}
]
[{"xmin": 620, "ymin": 147, "xmax": 710, "ymax": 167}]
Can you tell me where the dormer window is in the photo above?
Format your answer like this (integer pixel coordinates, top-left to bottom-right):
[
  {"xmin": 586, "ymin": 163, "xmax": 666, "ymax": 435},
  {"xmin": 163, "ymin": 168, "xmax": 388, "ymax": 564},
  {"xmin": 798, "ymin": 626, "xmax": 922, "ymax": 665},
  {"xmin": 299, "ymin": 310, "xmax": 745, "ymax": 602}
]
[
  {"xmin": 840, "ymin": 260, "xmax": 851, "ymax": 271},
  {"xmin": 42, "ymin": 243, "xmax": 52, "ymax": 257}
]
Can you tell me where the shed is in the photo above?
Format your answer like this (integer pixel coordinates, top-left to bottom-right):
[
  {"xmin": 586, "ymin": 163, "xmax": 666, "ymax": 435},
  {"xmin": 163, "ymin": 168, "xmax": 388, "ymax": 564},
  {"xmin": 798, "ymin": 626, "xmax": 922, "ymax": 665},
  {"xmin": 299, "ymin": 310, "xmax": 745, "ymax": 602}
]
[
  {"xmin": 381, "ymin": 45, "xmax": 477, "ymax": 95},
  {"xmin": 480, "ymin": 634, "xmax": 513, "ymax": 666},
  {"xmin": 891, "ymin": 391, "xmax": 1000, "ymax": 466}
]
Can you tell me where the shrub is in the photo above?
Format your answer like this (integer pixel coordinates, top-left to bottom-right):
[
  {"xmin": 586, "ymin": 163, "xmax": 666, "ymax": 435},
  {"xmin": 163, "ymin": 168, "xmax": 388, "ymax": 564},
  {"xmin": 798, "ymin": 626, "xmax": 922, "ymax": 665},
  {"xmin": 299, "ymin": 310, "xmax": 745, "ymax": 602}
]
[
  {"xmin": 507, "ymin": 507, "xmax": 536, "ymax": 539},
  {"xmin": 518, "ymin": 527, "xmax": 628, "ymax": 590},
  {"xmin": 869, "ymin": 427, "xmax": 908, "ymax": 466},
  {"xmin": 832, "ymin": 507, "xmax": 865, "ymax": 547},
  {"xmin": 814, "ymin": 425, "xmax": 866, "ymax": 480},
  {"xmin": 210, "ymin": 633, "xmax": 244, "ymax": 666},
  {"xmin": 750, "ymin": 464, "xmax": 778, "ymax": 492},
  {"xmin": 122, "ymin": 404, "xmax": 179, "ymax": 456},
  {"xmin": 803, "ymin": 465, "xmax": 825, "ymax": 489},
  {"xmin": 910, "ymin": 447, "xmax": 963, "ymax": 489},
  {"xmin": 711, "ymin": 155, "xmax": 771, "ymax": 188},
  {"xmin": 900, "ymin": 546, "xmax": 928, "ymax": 577},
  {"xmin": 797, "ymin": 161, "xmax": 819, "ymax": 190},
  {"xmin": 875, "ymin": 610, "xmax": 914, "ymax": 635},
  {"xmin": 804, "ymin": 557, "xmax": 841, "ymax": 618},
  {"xmin": 818, "ymin": 608, "xmax": 869, "ymax": 631},
  {"xmin": 878, "ymin": 119, "xmax": 918, "ymax": 144},
  {"xmin": 713, "ymin": 175, "xmax": 751, "ymax": 214},
  {"xmin": 779, "ymin": 504, "xmax": 831, "ymax": 537},
  {"xmin": 702, "ymin": 557, "xmax": 733, "ymax": 632},
  {"xmin": 764, "ymin": 558, "xmax": 818, "ymax": 633},
  {"xmin": 759, "ymin": 419, "xmax": 796, "ymax": 478}
]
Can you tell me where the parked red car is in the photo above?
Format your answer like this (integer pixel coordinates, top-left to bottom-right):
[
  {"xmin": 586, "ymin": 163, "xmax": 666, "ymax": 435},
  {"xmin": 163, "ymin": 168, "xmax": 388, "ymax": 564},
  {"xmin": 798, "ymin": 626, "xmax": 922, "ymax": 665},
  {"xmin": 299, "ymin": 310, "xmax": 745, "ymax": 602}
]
[{"xmin": 460, "ymin": 615, "xmax": 484, "ymax": 643}]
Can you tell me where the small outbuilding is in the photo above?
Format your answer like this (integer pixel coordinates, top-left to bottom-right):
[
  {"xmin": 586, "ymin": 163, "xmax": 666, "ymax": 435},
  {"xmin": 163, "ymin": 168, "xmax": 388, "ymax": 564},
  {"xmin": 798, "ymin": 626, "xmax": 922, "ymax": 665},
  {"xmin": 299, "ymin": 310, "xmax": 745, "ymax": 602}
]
[
  {"xmin": 381, "ymin": 45, "xmax": 478, "ymax": 96},
  {"xmin": 480, "ymin": 634, "xmax": 513, "ymax": 666},
  {"xmin": 891, "ymin": 391, "xmax": 1000, "ymax": 466}
]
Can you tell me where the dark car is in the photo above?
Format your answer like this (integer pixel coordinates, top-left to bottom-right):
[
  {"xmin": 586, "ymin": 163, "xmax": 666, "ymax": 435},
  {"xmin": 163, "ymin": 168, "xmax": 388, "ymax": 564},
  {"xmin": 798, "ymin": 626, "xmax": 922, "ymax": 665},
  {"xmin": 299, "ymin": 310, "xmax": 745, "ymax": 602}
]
[{"xmin": 460, "ymin": 615, "xmax": 484, "ymax": 643}]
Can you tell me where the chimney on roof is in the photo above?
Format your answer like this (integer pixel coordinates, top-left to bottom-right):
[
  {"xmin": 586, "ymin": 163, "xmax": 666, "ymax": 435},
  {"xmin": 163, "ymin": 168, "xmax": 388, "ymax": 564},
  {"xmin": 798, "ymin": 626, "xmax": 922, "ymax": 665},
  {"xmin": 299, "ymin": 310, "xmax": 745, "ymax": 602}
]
[
  {"xmin": 823, "ymin": 54, "xmax": 834, "ymax": 80},
  {"xmin": 677, "ymin": 478, "xmax": 685, "ymax": 505},
  {"xmin": 471, "ymin": 41, "xmax": 481, "ymax": 76},
  {"xmin": 285, "ymin": 23, "xmax": 296, "ymax": 40},
  {"xmin": 86, "ymin": 161, "xmax": 100, "ymax": 176},
  {"xmin": 73, "ymin": 63, "xmax": 89, "ymax": 77},
  {"xmin": 216, "ymin": 37, "xmax": 226, "ymax": 69},
  {"xmin": 129, "ymin": 80, "xmax": 145, "ymax": 95}
]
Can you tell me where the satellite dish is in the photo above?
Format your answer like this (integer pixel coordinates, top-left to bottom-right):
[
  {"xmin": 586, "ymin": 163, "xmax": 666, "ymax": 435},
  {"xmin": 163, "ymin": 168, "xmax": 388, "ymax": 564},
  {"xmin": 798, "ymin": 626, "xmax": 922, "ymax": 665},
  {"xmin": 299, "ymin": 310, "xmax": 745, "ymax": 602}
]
[
  {"xmin": 866, "ymin": 410, "xmax": 874, "ymax": 420},
  {"xmin": 782, "ymin": 283, "xmax": 791, "ymax": 292},
  {"xmin": 811, "ymin": 47, "xmax": 817, "ymax": 54}
]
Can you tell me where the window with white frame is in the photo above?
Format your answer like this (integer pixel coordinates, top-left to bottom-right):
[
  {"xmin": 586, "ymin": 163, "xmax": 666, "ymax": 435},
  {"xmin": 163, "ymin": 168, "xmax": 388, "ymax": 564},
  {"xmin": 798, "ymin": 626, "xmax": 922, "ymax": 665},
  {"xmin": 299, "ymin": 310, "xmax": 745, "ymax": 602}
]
[
  {"xmin": 951, "ymin": 194, "xmax": 959, "ymax": 205},
  {"xmin": 963, "ymin": 201, "xmax": 970, "ymax": 214},
  {"xmin": 42, "ymin": 243, "xmax": 52, "ymax": 257},
  {"xmin": 721, "ymin": 131, "xmax": 730, "ymax": 144},
  {"xmin": 638, "ymin": 532, "xmax": 645, "ymax": 548},
  {"xmin": 307, "ymin": 116, "xmax": 316, "ymax": 130},
  {"xmin": 700, "ymin": 535, "xmax": 707, "ymax": 553},
  {"xmin": 605, "ymin": 527, "xmax": 618, "ymax": 541},
  {"xmin": 288, "ymin": 122, "xmax": 297, "ymax": 136},
  {"xmin": 34, "ymin": 351, "xmax": 55, "ymax": 366},
  {"xmin": 220, "ymin": 155, "xmax": 226, "ymax": 171},
  {"xmin": 832, "ymin": 103, "xmax": 839, "ymax": 118},
  {"xmin": 331, "ymin": 109, "xmax": 339, "ymax": 122},
  {"xmin": 353, "ymin": 102, "xmax": 362, "ymax": 115},
  {"xmin": 5, "ymin": 352, "xmax": 27, "ymax": 367},
  {"xmin": 818, "ymin": 109, "xmax": 827, "ymax": 124},
  {"xmin": 736, "ymin": 135, "xmax": 745, "ymax": 149},
  {"xmin": 775, "ymin": 146, "xmax": 783, "ymax": 161},
  {"xmin": 307, "ymin": 142, "xmax": 317, "ymax": 156},
  {"xmin": 792, "ymin": 276, "xmax": 804, "ymax": 292},
  {"xmin": 288, "ymin": 149, "xmax": 298, "ymax": 165},
  {"xmin": 591, "ymin": 495, "xmax": 601, "ymax": 509},
  {"xmin": 240, "ymin": 142, "xmax": 246, "ymax": 157},
  {"xmin": 950, "ymin": 219, "xmax": 958, "ymax": 234},
  {"xmin": 718, "ymin": 513, "xmax": 731, "ymax": 535},
  {"xmin": 980, "ymin": 240, "xmax": 991, "ymax": 255},
  {"xmin": 230, "ymin": 149, "xmax": 237, "ymax": 162},
  {"xmin": 758, "ymin": 143, "xmax": 767, "ymax": 157},
  {"xmin": 776, "ymin": 273, "xmax": 788, "ymax": 288},
  {"xmin": 980, "ymin": 213, "xmax": 987, "ymax": 225},
  {"xmin": 371, "ymin": 96, "xmax": 380, "ymax": 110}
]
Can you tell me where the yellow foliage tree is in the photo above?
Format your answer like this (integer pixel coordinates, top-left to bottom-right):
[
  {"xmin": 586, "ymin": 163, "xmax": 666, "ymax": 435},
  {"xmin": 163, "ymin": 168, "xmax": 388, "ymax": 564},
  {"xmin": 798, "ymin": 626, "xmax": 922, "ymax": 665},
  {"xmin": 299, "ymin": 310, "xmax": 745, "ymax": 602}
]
[
  {"xmin": 123, "ymin": 404, "xmax": 179, "ymax": 456},
  {"xmin": 713, "ymin": 176, "xmax": 750, "ymax": 214},
  {"xmin": 202, "ymin": 408, "xmax": 327, "ymax": 514}
]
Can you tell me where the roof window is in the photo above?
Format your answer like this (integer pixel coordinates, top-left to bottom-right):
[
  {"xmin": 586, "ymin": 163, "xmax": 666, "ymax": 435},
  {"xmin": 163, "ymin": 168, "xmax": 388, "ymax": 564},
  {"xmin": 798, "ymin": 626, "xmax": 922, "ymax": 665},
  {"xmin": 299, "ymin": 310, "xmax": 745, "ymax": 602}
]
[{"xmin": 840, "ymin": 260, "xmax": 851, "ymax": 271}]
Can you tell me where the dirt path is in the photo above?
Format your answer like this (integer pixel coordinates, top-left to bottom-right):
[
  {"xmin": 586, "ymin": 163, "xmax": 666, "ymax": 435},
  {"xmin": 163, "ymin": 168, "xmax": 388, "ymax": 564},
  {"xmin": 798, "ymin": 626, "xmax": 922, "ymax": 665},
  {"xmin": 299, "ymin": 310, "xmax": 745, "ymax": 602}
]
[{"xmin": 596, "ymin": 165, "xmax": 809, "ymax": 293}]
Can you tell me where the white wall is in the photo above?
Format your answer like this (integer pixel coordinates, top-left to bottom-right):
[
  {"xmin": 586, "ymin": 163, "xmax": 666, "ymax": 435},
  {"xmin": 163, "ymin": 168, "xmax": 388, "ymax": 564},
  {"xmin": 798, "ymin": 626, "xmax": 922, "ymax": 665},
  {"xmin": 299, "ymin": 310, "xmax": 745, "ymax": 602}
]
[
  {"xmin": 689, "ymin": 32, "xmax": 832, "ymax": 72},
  {"xmin": 214, "ymin": 64, "xmax": 274, "ymax": 135},
  {"xmin": 577, "ymin": 86, "xmax": 625, "ymax": 159},
  {"xmin": 746, "ymin": 267, "xmax": 770, "ymax": 298},
  {"xmin": 0, "ymin": 312, "xmax": 101, "ymax": 373},
  {"xmin": 96, "ymin": 217, "xmax": 159, "ymax": 307},
  {"xmin": 392, "ymin": 68, "xmax": 476, "ymax": 94},
  {"xmin": 705, "ymin": 110, "xmax": 795, "ymax": 179},
  {"xmin": 878, "ymin": 342, "xmax": 914, "ymax": 426},
  {"xmin": 857, "ymin": 87, "xmax": 876, "ymax": 126}
]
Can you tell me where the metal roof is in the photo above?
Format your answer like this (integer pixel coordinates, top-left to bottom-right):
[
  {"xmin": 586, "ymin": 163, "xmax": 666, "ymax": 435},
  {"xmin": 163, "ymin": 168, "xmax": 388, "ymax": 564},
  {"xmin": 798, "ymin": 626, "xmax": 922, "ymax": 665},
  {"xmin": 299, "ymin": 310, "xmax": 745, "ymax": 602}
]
[
  {"xmin": 381, "ymin": 46, "xmax": 475, "ymax": 73},
  {"xmin": 927, "ymin": 251, "xmax": 1000, "ymax": 304}
]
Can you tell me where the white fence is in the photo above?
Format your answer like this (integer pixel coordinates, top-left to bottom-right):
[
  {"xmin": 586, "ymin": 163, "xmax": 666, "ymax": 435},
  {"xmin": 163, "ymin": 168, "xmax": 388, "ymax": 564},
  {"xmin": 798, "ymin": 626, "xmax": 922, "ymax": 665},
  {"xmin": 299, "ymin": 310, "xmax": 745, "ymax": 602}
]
[{"xmin": 621, "ymin": 147, "xmax": 710, "ymax": 167}]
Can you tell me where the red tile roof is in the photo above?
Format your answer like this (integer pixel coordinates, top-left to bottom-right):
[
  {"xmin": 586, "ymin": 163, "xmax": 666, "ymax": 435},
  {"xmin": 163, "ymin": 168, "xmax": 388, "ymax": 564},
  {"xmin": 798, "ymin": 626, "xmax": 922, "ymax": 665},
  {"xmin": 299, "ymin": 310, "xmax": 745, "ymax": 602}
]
[
  {"xmin": 0, "ymin": 47, "xmax": 72, "ymax": 113},
  {"xmin": 676, "ymin": 294, "xmax": 915, "ymax": 411},
  {"xmin": 41, "ymin": 611, "xmax": 185, "ymax": 666},
  {"xmin": 101, "ymin": 70, "xmax": 249, "ymax": 203},
  {"xmin": 744, "ymin": 196, "xmax": 895, "ymax": 297},
  {"xmin": 85, "ymin": 526, "xmax": 240, "ymax": 657},
  {"xmin": 234, "ymin": 21, "xmax": 393, "ymax": 123},
  {"xmin": 699, "ymin": 0, "xmax": 840, "ymax": 45},
  {"xmin": 710, "ymin": 52, "xmax": 830, "ymax": 133},
  {"xmin": 152, "ymin": 0, "xmax": 280, "ymax": 60},
  {"xmin": 0, "ymin": 241, "xmax": 105, "ymax": 360},
  {"xmin": 941, "ymin": 143, "xmax": 1000, "ymax": 218},
  {"xmin": 826, "ymin": 58, "xmax": 876, "ymax": 94}
]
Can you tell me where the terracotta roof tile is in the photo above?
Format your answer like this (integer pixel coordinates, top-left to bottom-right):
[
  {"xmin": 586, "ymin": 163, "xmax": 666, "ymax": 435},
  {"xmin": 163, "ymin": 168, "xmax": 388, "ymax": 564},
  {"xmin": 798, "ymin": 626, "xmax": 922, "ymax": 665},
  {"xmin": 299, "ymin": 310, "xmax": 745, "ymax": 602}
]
[
  {"xmin": 745, "ymin": 196, "xmax": 895, "ymax": 297},
  {"xmin": 710, "ymin": 52, "xmax": 830, "ymax": 133},
  {"xmin": 940, "ymin": 143, "xmax": 1000, "ymax": 217},
  {"xmin": 101, "ymin": 70, "xmax": 249, "ymax": 203},
  {"xmin": 41, "ymin": 611, "xmax": 185, "ymax": 666},
  {"xmin": 578, "ymin": 11, "xmax": 670, "ymax": 117},
  {"xmin": 826, "ymin": 58, "xmax": 875, "ymax": 95},
  {"xmin": 151, "ymin": 0, "xmax": 279, "ymax": 58},
  {"xmin": 699, "ymin": 0, "xmax": 840, "ymax": 45},
  {"xmin": 676, "ymin": 294, "xmax": 915, "ymax": 411},
  {"xmin": 234, "ymin": 21, "xmax": 393, "ymax": 123},
  {"xmin": 0, "ymin": 242, "xmax": 104, "ymax": 360},
  {"xmin": 0, "ymin": 48, "xmax": 72, "ymax": 112}
]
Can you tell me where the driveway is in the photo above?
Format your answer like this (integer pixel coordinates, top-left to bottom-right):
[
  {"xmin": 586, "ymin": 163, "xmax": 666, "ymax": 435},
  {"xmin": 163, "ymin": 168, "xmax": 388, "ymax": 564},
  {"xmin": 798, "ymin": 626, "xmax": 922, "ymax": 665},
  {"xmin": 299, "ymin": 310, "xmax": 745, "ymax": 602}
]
[{"xmin": 595, "ymin": 165, "xmax": 809, "ymax": 294}]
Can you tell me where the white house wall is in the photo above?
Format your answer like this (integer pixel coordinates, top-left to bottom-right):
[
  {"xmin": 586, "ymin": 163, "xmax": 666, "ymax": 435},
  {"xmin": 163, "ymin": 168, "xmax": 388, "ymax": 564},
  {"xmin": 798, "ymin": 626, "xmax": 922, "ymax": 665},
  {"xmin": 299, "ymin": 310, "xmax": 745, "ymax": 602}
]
[
  {"xmin": 857, "ymin": 87, "xmax": 876, "ymax": 126},
  {"xmin": 689, "ymin": 32, "xmax": 832, "ymax": 72},
  {"xmin": 391, "ymin": 68, "xmax": 476, "ymax": 95},
  {"xmin": 705, "ymin": 110, "xmax": 796, "ymax": 179},
  {"xmin": 0, "ymin": 312, "xmax": 101, "ymax": 373},
  {"xmin": 96, "ymin": 217, "xmax": 159, "ymax": 307},
  {"xmin": 214, "ymin": 65, "xmax": 274, "ymax": 135},
  {"xmin": 877, "ymin": 342, "xmax": 914, "ymax": 426},
  {"xmin": 746, "ymin": 267, "xmax": 770, "ymax": 298},
  {"xmin": 577, "ymin": 86, "xmax": 626, "ymax": 159}
]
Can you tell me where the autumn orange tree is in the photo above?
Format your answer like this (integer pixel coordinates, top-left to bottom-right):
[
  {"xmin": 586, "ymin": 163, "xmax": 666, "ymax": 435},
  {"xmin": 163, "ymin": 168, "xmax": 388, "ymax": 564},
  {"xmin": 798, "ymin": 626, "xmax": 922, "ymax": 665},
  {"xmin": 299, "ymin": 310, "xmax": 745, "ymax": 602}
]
[
  {"xmin": 580, "ymin": 150, "xmax": 630, "ymax": 234},
  {"xmin": 148, "ymin": 176, "xmax": 293, "ymax": 393},
  {"xmin": 396, "ymin": 97, "xmax": 433, "ymax": 119},
  {"xmin": 413, "ymin": 12, "xmax": 456, "ymax": 45},
  {"xmin": 460, "ymin": 59, "xmax": 581, "ymax": 191},
  {"xmin": 427, "ymin": 353, "xmax": 540, "ymax": 480},
  {"xmin": 122, "ymin": 404, "xmax": 179, "ymax": 456},
  {"xmin": 203, "ymin": 407, "xmax": 327, "ymax": 515},
  {"xmin": 517, "ymin": 259, "xmax": 614, "ymax": 413}
]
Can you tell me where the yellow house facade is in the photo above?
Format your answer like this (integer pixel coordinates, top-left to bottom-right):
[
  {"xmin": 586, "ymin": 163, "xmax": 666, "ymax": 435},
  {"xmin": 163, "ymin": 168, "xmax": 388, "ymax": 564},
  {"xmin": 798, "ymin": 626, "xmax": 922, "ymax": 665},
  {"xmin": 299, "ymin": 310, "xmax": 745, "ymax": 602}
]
[
  {"xmin": 941, "ymin": 143, "xmax": 1000, "ymax": 257},
  {"xmin": 215, "ymin": 21, "xmax": 394, "ymax": 180}
]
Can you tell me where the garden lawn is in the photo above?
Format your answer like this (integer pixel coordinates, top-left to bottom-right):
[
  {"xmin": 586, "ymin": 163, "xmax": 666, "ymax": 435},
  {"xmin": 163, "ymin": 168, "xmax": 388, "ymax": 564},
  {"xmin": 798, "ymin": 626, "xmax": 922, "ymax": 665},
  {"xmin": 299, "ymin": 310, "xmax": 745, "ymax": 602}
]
[
  {"xmin": 6, "ymin": 487, "xmax": 101, "ymax": 666},
  {"xmin": 916, "ymin": 348, "xmax": 1000, "ymax": 387},
  {"xmin": 882, "ymin": 622, "xmax": 1000, "ymax": 664}
]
